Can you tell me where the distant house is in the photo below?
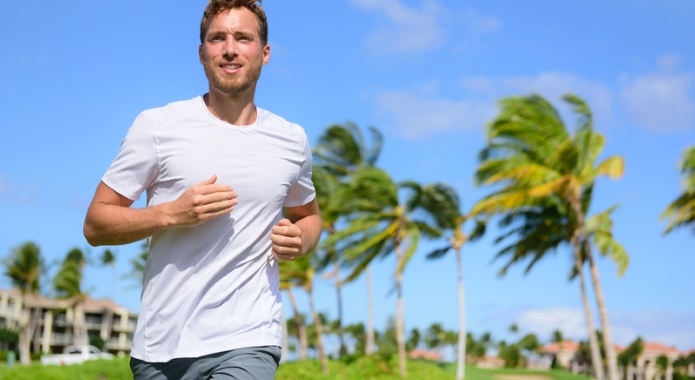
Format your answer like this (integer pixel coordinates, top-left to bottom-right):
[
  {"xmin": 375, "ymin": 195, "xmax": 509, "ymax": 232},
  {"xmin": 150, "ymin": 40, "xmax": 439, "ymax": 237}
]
[
  {"xmin": 0, "ymin": 288, "xmax": 137, "ymax": 357},
  {"xmin": 538, "ymin": 340, "xmax": 581, "ymax": 370},
  {"xmin": 408, "ymin": 349, "xmax": 444, "ymax": 362},
  {"xmin": 473, "ymin": 355, "xmax": 505, "ymax": 369},
  {"xmin": 537, "ymin": 339, "xmax": 692, "ymax": 380},
  {"xmin": 624, "ymin": 341, "xmax": 681, "ymax": 380}
]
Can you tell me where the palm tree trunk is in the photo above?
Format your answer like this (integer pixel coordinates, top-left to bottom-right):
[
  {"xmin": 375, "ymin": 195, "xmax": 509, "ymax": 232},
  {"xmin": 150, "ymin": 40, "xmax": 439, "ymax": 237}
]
[
  {"xmin": 570, "ymin": 199, "xmax": 607, "ymax": 380},
  {"xmin": 307, "ymin": 290, "xmax": 329, "ymax": 376},
  {"xmin": 333, "ymin": 262, "xmax": 346, "ymax": 357},
  {"xmin": 395, "ymin": 249, "xmax": 407, "ymax": 378},
  {"xmin": 366, "ymin": 265, "xmax": 375, "ymax": 356},
  {"xmin": 286, "ymin": 289, "xmax": 308, "ymax": 360},
  {"xmin": 18, "ymin": 306, "xmax": 31, "ymax": 365},
  {"xmin": 281, "ymin": 307, "xmax": 289, "ymax": 363},
  {"xmin": 455, "ymin": 248, "xmax": 466, "ymax": 380},
  {"xmin": 585, "ymin": 246, "xmax": 620, "ymax": 380},
  {"xmin": 576, "ymin": 251, "xmax": 605, "ymax": 380}
]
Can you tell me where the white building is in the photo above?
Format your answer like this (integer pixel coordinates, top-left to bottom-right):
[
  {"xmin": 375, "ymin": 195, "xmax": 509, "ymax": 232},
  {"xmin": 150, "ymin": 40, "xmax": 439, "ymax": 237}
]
[{"xmin": 0, "ymin": 288, "xmax": 136, "ymax": 357}]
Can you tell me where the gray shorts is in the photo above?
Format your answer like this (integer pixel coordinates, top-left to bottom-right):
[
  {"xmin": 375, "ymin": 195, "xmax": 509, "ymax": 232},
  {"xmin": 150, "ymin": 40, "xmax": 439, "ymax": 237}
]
[{"xmin": 130, "ymin": 346, "xmax": 282, "ymax": 380}]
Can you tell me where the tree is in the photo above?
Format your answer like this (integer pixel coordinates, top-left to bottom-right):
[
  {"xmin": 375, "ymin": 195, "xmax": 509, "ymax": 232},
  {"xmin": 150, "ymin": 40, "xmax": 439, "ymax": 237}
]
[
  {"xmin": 3, "ymin": 241, "xmax": 45, "ymax": 364},
  {"xmin": 498, "ymin": 341, "xmax": 522, "ymax": 368},
  {"xmin": 617, "ymin": 337, "xmax": 643, "ymax": 380},
  {"xmin": 473, "ymin": 94, "xmax": 626, "ymax": 380},
  {"xmin": 424, "ymin": 322, "xmax": 445, "ymax": 354},
  {"xmin": 0, "ymin": 327, "xmax": 19, "ymax": 353},
  {"xmin": 518, "ymin": 333, "xmax": 540, "ymax": 364},
  {"xmin": 326, "ymin": 167, "xmax": 441, "ymax": 377},
  {"xmin": 312, "ymin": 122, "xmax": 383, "ymax": 356},
  {"xmin": 406, "ymin": 327, "xmax": 421, "ymax": 352},
  {"xmin": 662, "ymin": 146, "xmax": 695, "ymax": 234},
  {"xmin": 419, "ymin": 182, "xmax": 485, "ymax": 380},
  {"xmin": 279, "ymin": 256, "xmax": 329, "ymax": 375},
  {"xmin": 54, "ymin": 247, "xmax": 88, "ymax": 346},
  {"xmin": 344, "ymin": 322, "xmax": 367, "ymax": 356},
  {"xmin": 655, "ymin": 355, "xmax": 670, "ymax": 379},
  {"xmin": 123, "ymin": 240, "xmax": 148, "ymax": 288},
  {"xmin": 310, "ymin": 165, "xmax": 351, "ymax": 357},
  {"xmin": 99, "ymin": 249, "xmax": 117, "ymax": 300}
]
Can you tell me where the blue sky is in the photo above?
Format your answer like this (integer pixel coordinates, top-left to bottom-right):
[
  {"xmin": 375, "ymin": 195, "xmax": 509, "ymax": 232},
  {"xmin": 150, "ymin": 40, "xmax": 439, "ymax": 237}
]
[{"xmin": 1, "ymin": 0, "xmax": 693, "ymax": 353}]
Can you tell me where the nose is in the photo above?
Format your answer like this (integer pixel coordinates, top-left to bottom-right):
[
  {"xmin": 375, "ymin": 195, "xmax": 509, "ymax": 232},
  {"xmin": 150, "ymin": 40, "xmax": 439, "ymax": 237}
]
[{"xmin": 223, "ymin": 37, "xmax": 238, "ymax": 57}]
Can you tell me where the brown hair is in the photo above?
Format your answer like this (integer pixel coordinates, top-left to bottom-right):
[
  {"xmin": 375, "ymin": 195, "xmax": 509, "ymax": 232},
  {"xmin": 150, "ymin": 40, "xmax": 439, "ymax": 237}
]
[{"xmin": 199, "ymin": 0, "xmax": 268, "ymax": 45}]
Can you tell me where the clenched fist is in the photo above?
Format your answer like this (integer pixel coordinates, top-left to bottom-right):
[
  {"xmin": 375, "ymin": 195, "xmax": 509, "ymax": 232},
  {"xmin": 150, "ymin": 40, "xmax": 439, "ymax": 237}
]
[{"xmin": 270, "ymin": 218, "xmax": 304, "ymax": 261}]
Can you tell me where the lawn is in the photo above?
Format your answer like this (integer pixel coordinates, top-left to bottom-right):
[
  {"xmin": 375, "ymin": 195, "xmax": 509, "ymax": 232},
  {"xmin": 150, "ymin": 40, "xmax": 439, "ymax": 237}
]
[{"xmin": 0, "ymin": 356, "xmax": 593, "ymax": 380}]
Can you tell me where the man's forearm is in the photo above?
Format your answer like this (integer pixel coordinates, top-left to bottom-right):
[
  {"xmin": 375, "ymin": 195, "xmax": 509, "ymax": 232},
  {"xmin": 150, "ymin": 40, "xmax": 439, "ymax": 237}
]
[
  {"xmin": 294, "ymin": 213, "xmax": 322, "ymax": 256},
  {"xmin": 84, "ymin": 203, "xmax": 174, "ymax": 246}
]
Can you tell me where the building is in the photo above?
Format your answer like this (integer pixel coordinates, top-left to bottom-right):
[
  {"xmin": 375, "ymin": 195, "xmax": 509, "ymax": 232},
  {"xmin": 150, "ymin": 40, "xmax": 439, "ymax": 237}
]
[
  {"xmin": 538, "ymin": 340, "xmax": 582, "ymax": 369},
  {"xmin": 538, "ymin": 339, "xmax": 691, "ymax": 380},
  {"xmin": 625, "ymin": 342, "xmax": 681, "ymax": 380},
  {"xmin": 537, "ymin": 340, "xmax": 594, "ymax": 374},
  {"xmin": 0, "ymin": 288, "xmax": 136, "ymax": 357}
]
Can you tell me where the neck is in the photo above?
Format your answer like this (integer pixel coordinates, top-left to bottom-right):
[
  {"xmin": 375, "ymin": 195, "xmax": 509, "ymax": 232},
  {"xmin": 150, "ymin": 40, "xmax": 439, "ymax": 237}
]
[{"xmin": 204, "ymin": 89, "xmax": 257, "ymax": 126}]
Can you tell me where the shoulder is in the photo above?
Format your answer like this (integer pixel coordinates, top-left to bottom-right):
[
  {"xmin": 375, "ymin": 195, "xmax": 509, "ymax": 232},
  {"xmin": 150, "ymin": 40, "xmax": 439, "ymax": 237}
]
[
  {"xmin": 257, "ymin": 108, "xmax": 307, "ymax": 138},
  {"xmin": 137, "ymin": 96, "xmax": 203, "ymax": 126}
]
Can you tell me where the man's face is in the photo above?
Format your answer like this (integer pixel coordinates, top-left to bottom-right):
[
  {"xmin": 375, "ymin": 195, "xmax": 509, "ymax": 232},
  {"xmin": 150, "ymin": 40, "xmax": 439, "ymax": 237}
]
[{"xmin": 199, "ymin": 8, "xmax": 270, "ymax": 97}]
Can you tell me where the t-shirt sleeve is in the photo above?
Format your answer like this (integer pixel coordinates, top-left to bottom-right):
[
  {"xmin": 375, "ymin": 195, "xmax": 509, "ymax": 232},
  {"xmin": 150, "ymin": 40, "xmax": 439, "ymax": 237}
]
[
  {"xmin": 284, "ymin": 128, "xmax": 316, "ymax": 208},
  {"xmin": 101, "ymin": 112, "xmax": 159, "ymax": 201}
]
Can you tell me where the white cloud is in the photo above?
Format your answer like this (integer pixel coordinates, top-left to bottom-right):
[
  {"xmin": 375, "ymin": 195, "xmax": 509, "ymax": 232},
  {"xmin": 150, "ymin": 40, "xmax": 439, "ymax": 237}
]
[
  {"xmin": 350, "ymin": 0, "xmax": 445, "ymax": 54},
  {"xmin": 375, "ymin": 73, "xmax": 613, "ymax": 139},
  {"xmin": 610, "ymin": 310, "xmax": 695, "ymax": 351},
  {"xmin": 498, "ymin": 73, "xmax": 614, "ymax": 129},
  {"xmin": 517, "ymin": 307, "xmax": 588, "ymax": 340},
  {"xmin": 374, "ymin": 90, "xmax": 497, "ymax": 139},
  {"xmin": 0, "ymin": 179, "xmax": 39, "ymax": 205},
  {"xmin": 350, "ymin": 0, "xmax": 501, "ymax": 55},
  {"xmin": 620, "ymin": 55, "xmax": 695, "ymax": 132}
]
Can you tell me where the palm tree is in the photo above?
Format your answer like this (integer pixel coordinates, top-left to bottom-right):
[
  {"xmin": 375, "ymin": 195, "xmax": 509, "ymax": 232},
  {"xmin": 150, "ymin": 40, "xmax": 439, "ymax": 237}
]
[
  {"xmin": 54, "ymin": 247, "xmax": 88, "ymax": 346},
  {"xmin": 123, "ymin": 240, "xmax": 148, "ymax": 289},
  {"xmin": 279, "ymin": 256, "xmax": 329, "ymax": 375},
  {"xmin": 3, "ymin": 242, "xmax": 45, "ymax": 364},
  {"xmin": 419, "ymin": 182, "xmax": 485, "ymax": 380},
  {"xmin": 99, "ymin": 249, "xmax": 116, "ymax": 300},
  {"xmin": 617, "ymin": 337, "xmax": 643, "ymax": 379},
  {"xmin": 312, "ymin": 122, "xmax": 383, "ymax": 356},
  {"xmin": 490, "ymin": 201, "xmax": 625, "ymax": 379},
  {"xmin": 98, "ymin": 249, "xmax": 117, "ymax": 346},
  {"xmin": 473, "ymin": 94, "xmax": 625, "ymax": 380},
  {"xmin": 424, "ymin": 322, "xmax": 445, "ymax": 356},
  {"xmin": 311, "ymin": 165, "xmax": 351, "ymax": 357},
  {"xmin": 327, "ymin": 167, "xmax": 441, "ymax": 377},
  {"xmin": 662, "ymin": 146, "xmax": 695, "ymax": 234}
]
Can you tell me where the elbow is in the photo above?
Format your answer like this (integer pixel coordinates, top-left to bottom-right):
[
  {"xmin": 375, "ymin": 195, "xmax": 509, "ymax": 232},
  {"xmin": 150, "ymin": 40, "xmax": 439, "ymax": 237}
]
[{"xmin": 83, "ymin": 221, "xmax": 102, "ymax": 247}]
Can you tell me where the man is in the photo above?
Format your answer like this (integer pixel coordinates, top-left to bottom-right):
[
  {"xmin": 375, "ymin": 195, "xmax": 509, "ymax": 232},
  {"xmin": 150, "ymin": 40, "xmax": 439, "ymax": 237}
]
[{"xmin": 83, "ymin": 1, "xmax": 321, "ymax": 378}]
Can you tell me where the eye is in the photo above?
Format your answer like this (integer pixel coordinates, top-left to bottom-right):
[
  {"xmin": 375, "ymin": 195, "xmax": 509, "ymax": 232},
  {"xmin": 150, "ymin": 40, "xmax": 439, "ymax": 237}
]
[{"xmin": 210, "ymin": 35, "xmax": 224, "ymax": 42}]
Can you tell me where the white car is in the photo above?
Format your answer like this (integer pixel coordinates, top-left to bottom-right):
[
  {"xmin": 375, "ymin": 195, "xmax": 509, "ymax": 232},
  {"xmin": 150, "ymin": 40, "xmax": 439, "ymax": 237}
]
[{"xmin": 40, "ymin": 344, "xmax": 114, "ymax": 366}]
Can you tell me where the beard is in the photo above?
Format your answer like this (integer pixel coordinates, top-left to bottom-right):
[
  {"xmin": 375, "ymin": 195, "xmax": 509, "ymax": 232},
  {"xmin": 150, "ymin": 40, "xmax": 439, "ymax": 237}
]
[{"xmin": 203, "ymin": 57, "xmax": 263, "ymax": 96}]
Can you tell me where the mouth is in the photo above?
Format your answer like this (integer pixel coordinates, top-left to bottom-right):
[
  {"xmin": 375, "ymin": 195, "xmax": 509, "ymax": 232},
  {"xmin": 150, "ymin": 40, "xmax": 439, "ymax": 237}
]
[{"xmin": 220, "ymin": 63, "xmax": 242, "ymax": 74}]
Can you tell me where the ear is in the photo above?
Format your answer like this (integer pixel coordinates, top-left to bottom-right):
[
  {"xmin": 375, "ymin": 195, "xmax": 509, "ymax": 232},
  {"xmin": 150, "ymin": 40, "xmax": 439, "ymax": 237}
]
[
  {"xmin": 262, "ymin": 44, "xmax": 270, "ymax": 65},
  {"xmin": 198, "ymin": 45, "xmax": 204, "ymax": 64}
]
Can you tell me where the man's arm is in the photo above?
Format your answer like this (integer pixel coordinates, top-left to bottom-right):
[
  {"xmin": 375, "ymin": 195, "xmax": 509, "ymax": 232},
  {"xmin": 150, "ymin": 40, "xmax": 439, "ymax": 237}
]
[
  {"xmin": 83, "ymin": 175, "xmax": 238, "ymax": 246},
  {"xmin": 270, "ymin": 198, "xmax": 322, "ymax": 261}
]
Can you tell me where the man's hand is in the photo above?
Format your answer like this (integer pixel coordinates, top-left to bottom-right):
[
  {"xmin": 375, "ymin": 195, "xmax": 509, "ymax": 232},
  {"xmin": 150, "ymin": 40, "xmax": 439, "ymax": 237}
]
[
  {"xmin": 270, "ymin": 218, "xmax": 304, "ymax": 261},
  {"xmin": 168, "ymin": 175, "xmax": 238, "ymax": 227}
]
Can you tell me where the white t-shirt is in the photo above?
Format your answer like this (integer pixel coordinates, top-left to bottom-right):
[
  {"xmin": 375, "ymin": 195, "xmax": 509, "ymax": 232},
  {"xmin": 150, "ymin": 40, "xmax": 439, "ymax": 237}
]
[{"xmin": 102, "ymin": 96, "xmax": 316, "ymax": 362}]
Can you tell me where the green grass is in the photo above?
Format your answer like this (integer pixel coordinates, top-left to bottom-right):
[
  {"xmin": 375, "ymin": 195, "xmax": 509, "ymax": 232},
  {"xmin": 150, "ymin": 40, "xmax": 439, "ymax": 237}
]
[
  {"xmin": 0, "ymin": 356, "xmax": 132, "ymax": 380},
  {"xmin": 0, "ymin": 356, "xmax": 593, "ymax": 380}
]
